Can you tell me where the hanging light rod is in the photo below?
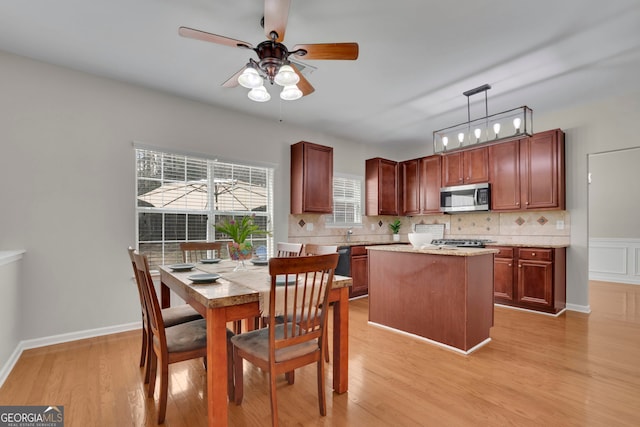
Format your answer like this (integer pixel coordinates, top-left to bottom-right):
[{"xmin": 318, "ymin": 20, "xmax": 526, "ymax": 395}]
[
  {"xmin": 463, "ymin": 84, "xmax": 492, "ymax": 97},
  {"xmin": 432, "ymin": 84, "xmax": 533, "ymax": 154}
]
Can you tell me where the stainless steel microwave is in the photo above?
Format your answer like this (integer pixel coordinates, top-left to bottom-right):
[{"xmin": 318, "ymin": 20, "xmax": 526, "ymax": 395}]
[{"xmin": 440, "ymin": 183, "xmax": 490, "ymax": 213}]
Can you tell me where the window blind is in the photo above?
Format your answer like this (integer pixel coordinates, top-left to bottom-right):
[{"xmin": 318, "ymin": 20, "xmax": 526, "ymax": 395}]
[
  {"xmin": 326, "ymin": 175, "xmax": 362, "ymax": 226},
  {"xmin": 136, "ymin": 148, "xmax": 274, "ymax": 267}
]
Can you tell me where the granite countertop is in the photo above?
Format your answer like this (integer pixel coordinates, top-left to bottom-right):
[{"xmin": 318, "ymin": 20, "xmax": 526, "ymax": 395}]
[
  {"xmin": 336, "ymin": 241, "xmax": 408, "ymax": 247},
  {"xmin": 487, "ymin": 242, "xmax": 570, "ymax": 248},
  {"xmin": 367, "ymin": 244, "xmax": 499, "ymax": 257}
]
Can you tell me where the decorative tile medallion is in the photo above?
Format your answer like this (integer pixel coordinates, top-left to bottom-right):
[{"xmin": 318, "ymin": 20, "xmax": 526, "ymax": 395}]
[
  {"xmin": 537, "ymin": 216, "xmax": 549, "ymax": 226},
  {"xmin": 515, "ymin": 217, "xmax": 525, "ymax": 226},
  {"xmin": 298, "ymin": 219, "xmax": 306, "ymax": 228},
  {"xmin": 378, "ymin": 220, "xmax": 383, "ymax": 227}
]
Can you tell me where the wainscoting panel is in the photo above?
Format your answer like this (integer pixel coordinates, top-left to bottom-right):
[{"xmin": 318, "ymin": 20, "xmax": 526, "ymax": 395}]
[{"xmin": 589, "ymin": 238, "xmax": 640, "ymax": 285}]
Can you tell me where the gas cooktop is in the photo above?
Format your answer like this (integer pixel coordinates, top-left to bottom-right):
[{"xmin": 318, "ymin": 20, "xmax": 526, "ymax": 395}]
[{"xmin": 431, "ymin": 238, "xmax": 495, "ymax": 248}]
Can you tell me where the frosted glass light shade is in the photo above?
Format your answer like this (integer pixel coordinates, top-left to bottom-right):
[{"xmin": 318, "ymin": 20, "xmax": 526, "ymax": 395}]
[
  {"xmin": 248, "ymin": 86, "xmax": 271, "ymax": 102},
  {"xmin": 238, "ymin": 68, "xmax": 263, "ymax": 89},
  {"xmin": 280, "ymin": 84, "xmax": 302, "ymax": 101},
  {"xmin": 274, "ymin": 65, "xmax": 300, "ymax": 86}
]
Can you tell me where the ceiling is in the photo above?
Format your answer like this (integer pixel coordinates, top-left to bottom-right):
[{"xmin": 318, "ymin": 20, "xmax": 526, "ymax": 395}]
[{"xmin": 2, "ymin": 0, "xmax": 640, "ymax": 148}]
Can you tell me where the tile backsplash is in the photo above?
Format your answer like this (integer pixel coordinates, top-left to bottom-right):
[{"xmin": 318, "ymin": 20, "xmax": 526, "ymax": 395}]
[{"xmin": 289, "ymin": 211, "xmax": 570, "ymax": 246}]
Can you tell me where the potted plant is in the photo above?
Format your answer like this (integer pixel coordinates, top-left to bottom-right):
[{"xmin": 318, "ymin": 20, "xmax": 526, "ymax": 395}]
[
  {"xmin": 389, "ymin": 218, "xmax": 402, "ymax": 242},
  {"xmin": 214, "ymin": 215, "xmax": 270, "ymax": 269}
]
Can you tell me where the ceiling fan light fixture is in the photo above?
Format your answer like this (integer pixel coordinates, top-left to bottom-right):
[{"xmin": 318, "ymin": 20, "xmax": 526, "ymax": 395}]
[
  {"xmin": 274, "ymin": 65, "xmax": 300, "ymax": 86},
  {"xmin": 248, "ymin": 85, "xmax": 271, "ymax": 102},
  {"xmin": 238, "ymin": 67, "xmax": 263, "ymax": 89},
  {"xmin": 280, "ymin": 84, "xmax": 303, "ymax": 101}
]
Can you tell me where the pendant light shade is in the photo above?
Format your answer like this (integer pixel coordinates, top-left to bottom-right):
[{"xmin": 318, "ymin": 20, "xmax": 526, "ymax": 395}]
[
  {"xmin": 238, "ymin": 67, "xmax": 263, "ymax": 89},
  {"xmin": 280, "ymin": 84, "xmax": 302, "ymax": 101},
  {"xmin": 248, "ymin": 86, "xmax": 271, "ymax": 102},
  {"xmin": 274, "ymin": 65, "xmax": 300, "ymax": 86}
]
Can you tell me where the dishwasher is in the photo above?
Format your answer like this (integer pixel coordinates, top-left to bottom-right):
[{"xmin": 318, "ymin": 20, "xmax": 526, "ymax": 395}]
[{"xmin": 336, "ymin": 246, "xmax": 351, "ymax": 276}]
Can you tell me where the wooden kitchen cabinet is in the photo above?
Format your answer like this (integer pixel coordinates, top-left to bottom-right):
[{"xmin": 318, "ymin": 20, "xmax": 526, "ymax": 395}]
[
  {"xmin": 490, "ymin": 246, "xmax": 566, "ymax": 314},
  {"xmin": 520, "ymin": 129, "xmax": 565, "ymax": 210},
  {"xmin": 441, "ymin": 146, "xmax": 489, "ymax": 187},
  {"xmin": 493, "ymin": 246, "xmax": 515, "ymax": 301},
  {"xmin": 290, "ymin": 141, "xmax": 333, "ymax": 214},
  {"xmin": 489, "ymin": 129, "xmax": 565, "ymax": 211},
  {"xmin": 349, "ymin": 245, "xmax": 369, "ymax": 298},
  {"xmin": 401, "ymin": 155, "xmax": 441, "ymax": 215},
  {"xmin": 366, "ymin": 157, "xmax": 399, "ymax": 215}
]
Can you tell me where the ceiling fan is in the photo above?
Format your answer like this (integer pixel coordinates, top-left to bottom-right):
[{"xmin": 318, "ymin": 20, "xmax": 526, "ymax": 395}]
[{"xmin": 178, "ymin": 0, "xmax": 359, "ymax": 102}]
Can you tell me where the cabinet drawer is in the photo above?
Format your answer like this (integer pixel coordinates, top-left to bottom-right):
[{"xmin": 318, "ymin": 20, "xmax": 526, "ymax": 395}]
[
  {"xmin": 351, "ymin": 246, "xmax": 368, "ymax": 256},
  {"xmin": 492, "ymin": 247, "xmax": 514, "ymax": 259},
  {"xmin": 518, "ymin": 248, "xmax": 552, "ymax": 261}
]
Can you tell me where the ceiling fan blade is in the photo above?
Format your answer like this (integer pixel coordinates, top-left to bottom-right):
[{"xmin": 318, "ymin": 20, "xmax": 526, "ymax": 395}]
[
  {"xmin": 264, "ymin": 0, "xmax": 290, "ymax": 42},
  {"xmin": 221, "ymin": 66, "xmax": 248, "ymax": 88},
  {"xmin": 291, "ymin": 63, "xmax": 315, "ymax": 96},
  {"xmin": 179, "ymin": 26, "xmax": 253, "ymax": 49},
  {"xmin": 291, "ymin": 43, "xmax": 359, "ymax": 60}
]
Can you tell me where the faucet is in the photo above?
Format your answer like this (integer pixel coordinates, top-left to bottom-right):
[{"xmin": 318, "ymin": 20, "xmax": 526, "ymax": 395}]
[{"xmin": 346, "ymin": 228, "xmax": 353, "ymax": 243}]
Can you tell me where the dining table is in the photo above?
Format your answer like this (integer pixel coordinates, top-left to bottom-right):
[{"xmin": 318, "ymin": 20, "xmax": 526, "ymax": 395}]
[{"xmin": 159, "ymin": 258, "xmax": 352, "ymax": 427}]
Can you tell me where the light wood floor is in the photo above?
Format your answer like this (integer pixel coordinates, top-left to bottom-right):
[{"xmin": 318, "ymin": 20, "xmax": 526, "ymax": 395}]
[{"xmin": 1, "ymin": 281, "xmax": 639, "ymax": 426}]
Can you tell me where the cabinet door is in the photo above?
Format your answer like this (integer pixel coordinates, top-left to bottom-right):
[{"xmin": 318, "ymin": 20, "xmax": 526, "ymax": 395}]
[
  {"xmin": 366, "ymin": 158, "xmax": 399, "ymax": 215},
  {"xmin": 494, "ymin": 257, "xmax": 515, "ymax": 302},
  {"xmin": 350, "ymin": 254, "xmax": 369, "ymax": 298},
  {"xmin": 521, "ymin": 130, "xmax": 565, "ymax": 210},
  {"xmin": 441, "ymin": 152, "xmax": 464, "ymax": 187},
  {"xmin": 442, "ymin": 147, "xmax": 488, "ymax": 186},
  {"xmin": 419, "ymin": 155, "xmax": 442, "ymax": 213},
  {"xmin": 463, "ymin": 147, "xmax": 489, "ymax": 184},
  {"xmin": 517, "ymin": 260, "xmax": 554, "ymax": 308},
  {"xmin": 401, "ymin": 159, "xmax": 420, "ymax": 215},
  {"xmin": 489, "ymin": 140, "xmax": 521, "ymax": 211},
  {"xmin": 291, "ymin": 141, "xmax": 333, "ymax": 214}
]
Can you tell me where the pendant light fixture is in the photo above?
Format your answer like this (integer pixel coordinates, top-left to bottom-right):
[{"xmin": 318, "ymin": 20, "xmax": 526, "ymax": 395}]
[{"xmin": 433, "ymin": 84, "xmax": 533, "ymax": 153}]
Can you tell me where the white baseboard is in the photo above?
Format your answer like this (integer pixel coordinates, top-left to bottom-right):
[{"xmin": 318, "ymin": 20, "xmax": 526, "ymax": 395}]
[{"xmin": 0, "ymin": 321, "xmax": 140, "ymax": 388}]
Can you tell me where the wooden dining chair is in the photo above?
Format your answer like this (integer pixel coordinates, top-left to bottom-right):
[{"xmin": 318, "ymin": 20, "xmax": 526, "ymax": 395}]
[
  {"xmin": 231, "ymin": 253, "xmax": 339, "ymax": 427},
  {"xmin": 180, "ymin": 241, "xmax": 223, "ymax": 263},
  {"xmin": 132, "ymin": 251, "xmax": 234, "ymax": 424},
  {"xmin": 303, "ymin": 244, "xmax": 338, "ymax": 256},
  {"xmin": 127, "ymin": 247, "xmax": 202, "ymax": 384},
  {"xmin": 275, "ymin": 242, "xmax": 303, "ymax": 257}
]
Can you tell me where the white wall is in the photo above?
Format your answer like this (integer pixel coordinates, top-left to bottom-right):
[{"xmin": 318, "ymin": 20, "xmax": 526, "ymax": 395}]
[
  {"xmin": 0, "ymin": 51, "xmax": 395, "ymax": 342},
  {"xmin": 588, "ymin": 148, "xmax": 640, "ymax": 238}
]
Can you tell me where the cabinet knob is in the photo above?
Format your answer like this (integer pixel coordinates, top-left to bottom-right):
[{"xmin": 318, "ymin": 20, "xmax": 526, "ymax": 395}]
[
  {"xmin": 526, "ymin": 201, "xmax": 529, "ymax": 205},
  {"xmin": 508, "ymin": 263, "xmax": 512, "ymax": 267},
  {"xmin": 518, "ymin": 264, "xmax": 522, "ymax": 268},
  {"xmin": 532, "ymin": 252, "xmax": 536, "ymax": 256},
  {"xmin": 516, "ymin": 202, "xmax": 520, "ymax": 206}
]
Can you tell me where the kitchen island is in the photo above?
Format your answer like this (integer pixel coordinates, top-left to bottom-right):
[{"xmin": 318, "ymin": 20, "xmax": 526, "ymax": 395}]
[{"xmin": 367, "ymin": 244, "xmax": 498, "ymax": 354}]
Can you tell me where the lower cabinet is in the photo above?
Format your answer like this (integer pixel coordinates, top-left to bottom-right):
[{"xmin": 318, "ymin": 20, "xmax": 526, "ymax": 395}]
[
  {"xmin": 491, "ymin": 246, "xmax": 566, "ymax": 314},
  {"xmin": 349, "ymin": 245, "xmax": 369, "ymax": 298}
]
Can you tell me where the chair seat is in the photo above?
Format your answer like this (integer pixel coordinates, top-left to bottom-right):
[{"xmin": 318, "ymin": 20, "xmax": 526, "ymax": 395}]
[
  {"xmin": 231, "ymin": 324, "xmax": 318, "ymax": 363},
  {"xmin": 154, "ymin": 319, "xmax": 234, "ymax": 353},
  {"xmin": 162, "ymin": 304, "xmax": 202, "ymax": 327}
]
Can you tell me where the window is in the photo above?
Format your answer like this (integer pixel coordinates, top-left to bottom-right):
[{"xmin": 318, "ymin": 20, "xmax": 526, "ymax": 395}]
[
  {"xmin": 136, "ymin": 147, "xmax": 273, "ymax": 267},
  {"xmin": 325, "ymin": 175, "xmax": 362, "ymax": 227}
]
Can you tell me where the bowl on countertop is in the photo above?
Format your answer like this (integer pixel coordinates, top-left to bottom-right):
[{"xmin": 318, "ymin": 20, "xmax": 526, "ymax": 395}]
[{"xmin": 408, "ymin": 233, "xmax": 436, "ymax": 249}]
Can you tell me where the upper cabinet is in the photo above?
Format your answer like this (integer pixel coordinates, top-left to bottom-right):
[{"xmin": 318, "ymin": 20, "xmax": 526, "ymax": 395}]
[
  {"xmin": 489, "ymin": 129, "xmax": 565, "ymax": 211},
  {"xmin": 521, "ymin": 129, "xmax": 565, "ymax": 210},
  {"xmin": 441, "ymin": 146, "xmax": 489, "ymax": 187},
  {"xmin": 366, "ymin": 158, "xmax": 399, "ymax": 216},
  {"xmin": 401, "ymin": 155, "xmax": 441, "ymax": 215},
  {"xmin": 290, "ymin": 141, "xmax": 333, "ymax": 214}
]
